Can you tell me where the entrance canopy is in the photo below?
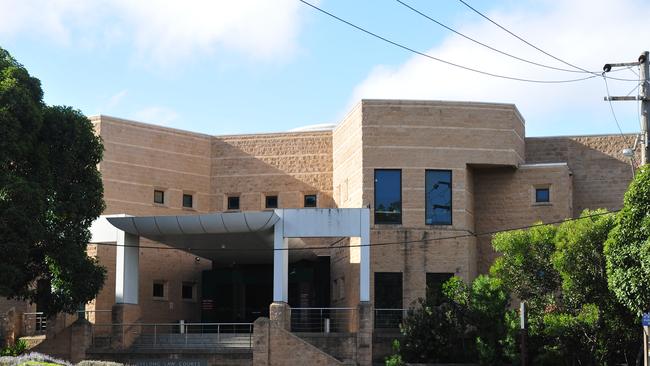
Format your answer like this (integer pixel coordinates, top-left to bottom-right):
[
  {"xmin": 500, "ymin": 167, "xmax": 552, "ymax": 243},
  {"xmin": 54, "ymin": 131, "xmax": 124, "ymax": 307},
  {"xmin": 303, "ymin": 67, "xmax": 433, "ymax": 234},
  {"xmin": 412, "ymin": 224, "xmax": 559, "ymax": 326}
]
[
  {"xmin": 90, "ymin": 208, "xmax": 370, "ymax": 304},
  {"xmin": 104, "ymin": 211, "xmax": 313, "ymax": 264}
]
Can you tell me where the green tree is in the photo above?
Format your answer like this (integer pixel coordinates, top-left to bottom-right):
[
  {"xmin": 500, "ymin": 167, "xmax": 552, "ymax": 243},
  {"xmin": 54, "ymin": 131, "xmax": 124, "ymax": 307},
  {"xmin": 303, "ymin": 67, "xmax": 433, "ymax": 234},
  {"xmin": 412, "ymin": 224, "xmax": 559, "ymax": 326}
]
[
  {"xmin": 553, "ymin": 209, "xmax": 638, "ymax": 363},
  {"xmin": 0, "ymin": 47, "xmax": 106, "ymax": 315},
  {"xmin": 490, "ymin": 224, "xmax": 559, "ymax": 313},
  {"xmin": 606, "ymin": 165, "xmax": 650, "ymax": 316}
]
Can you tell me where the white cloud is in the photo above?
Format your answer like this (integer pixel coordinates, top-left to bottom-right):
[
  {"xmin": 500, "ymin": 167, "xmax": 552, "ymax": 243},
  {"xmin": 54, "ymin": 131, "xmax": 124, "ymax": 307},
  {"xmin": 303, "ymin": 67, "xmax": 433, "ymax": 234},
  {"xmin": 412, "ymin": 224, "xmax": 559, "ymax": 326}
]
[
  {"xmin": 350, "ymin": 0, "xmax": 649, "ymax": 136},
  {"xmin": 104, "ymin": 89, "xmax": 128, "ymax": 110},
  {"xmin": 131, "ymin": 106, "xmax": 180, "ymax": 126},
  {"xmin": 0, "ymin": 0, "xmax": 310, "ymax": 65}
]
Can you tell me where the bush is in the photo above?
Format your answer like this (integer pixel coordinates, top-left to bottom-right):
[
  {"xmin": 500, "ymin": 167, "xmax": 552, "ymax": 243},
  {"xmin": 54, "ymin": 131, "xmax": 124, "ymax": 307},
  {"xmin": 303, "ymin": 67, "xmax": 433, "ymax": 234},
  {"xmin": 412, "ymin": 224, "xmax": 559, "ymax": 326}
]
[{"xmin": 0, "ymin": 339, "xmax": 27, "ymax": 357}]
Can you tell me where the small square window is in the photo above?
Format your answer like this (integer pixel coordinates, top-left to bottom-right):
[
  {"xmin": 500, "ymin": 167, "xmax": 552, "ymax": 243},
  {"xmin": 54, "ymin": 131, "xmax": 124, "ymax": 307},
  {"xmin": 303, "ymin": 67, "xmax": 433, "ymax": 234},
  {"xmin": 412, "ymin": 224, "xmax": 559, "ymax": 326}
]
[
  {"xmin": 265, "ymin": 195, "xmax": 278, "ymax": 209},
  {"xmin": 153, "ymin": 281, "xmax": 165, "ymax": 298},
  {"xmin": 182, "ymin": 282, "xmax": 195, "ymax": 301},
  {"xmin": 183, "ymin": 194, "xmax": 193, "ymax": 208},
  {"xmin": 536, "ymin": 188, "xmax": 550, "ymax": 203},
  {"xmin": 227, "ymin": 196, "xmax": 240, "ymax": 210},
  {"xmin": 154, "ymin": 190, "xmax": 165, "ymax": 204},
  {"xmin": 304, "ymin": 194, "xmax": 317, "ymax": 208}
]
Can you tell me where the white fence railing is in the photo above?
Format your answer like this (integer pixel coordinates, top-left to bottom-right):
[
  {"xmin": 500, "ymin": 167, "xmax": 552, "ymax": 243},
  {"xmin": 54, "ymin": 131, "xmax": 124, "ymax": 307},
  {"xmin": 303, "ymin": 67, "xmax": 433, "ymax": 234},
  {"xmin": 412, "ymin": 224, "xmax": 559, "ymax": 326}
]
[
  {"xmin": 290, "ymin": 307, "xmax": 357, "ymax": 333},
  {"xmin": 374, "ymin": 308, "xmax": 408, "ymax": 329},
  {"xmin": 90, "ymin": 322, "xmax": 254, "ymax": 350}
]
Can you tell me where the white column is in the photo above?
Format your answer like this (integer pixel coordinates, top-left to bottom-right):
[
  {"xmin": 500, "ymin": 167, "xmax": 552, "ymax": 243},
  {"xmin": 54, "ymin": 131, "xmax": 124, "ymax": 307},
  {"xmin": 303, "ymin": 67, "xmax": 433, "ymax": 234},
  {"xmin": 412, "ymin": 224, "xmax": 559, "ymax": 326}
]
[
  {"xmin": 273, "ymin": 212, "xmax": 289, "ymax": 303},
  {"xmin": 115, "ymin": 231, "xmax": 139, "ymax": 304},
  {"xmin": 360, "ymin": 209, "xmax": 370, "ymax": 302}
]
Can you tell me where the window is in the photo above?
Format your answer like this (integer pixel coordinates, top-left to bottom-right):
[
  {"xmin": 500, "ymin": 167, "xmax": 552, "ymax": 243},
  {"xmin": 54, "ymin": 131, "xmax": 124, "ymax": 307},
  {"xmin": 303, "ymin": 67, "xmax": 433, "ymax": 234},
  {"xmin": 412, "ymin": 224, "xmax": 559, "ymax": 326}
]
[
  {"xmin": 304, "ymin": 194, "xmax": 317, "ymax": 208},
  {"xmin": 536, "ymin": 187, "xmax": 550, "ymax": 203},
  {"xmin": 265, "ymin": 195, "xmax": 278, "ymax": 209},
  {"xmin": 152, "ymin": 281, "xmax": 166, "ymax": 299},
  {"xmin": 154, "ymin": 190, "xmax": 165, "ymax": 204},
  {"xmin": 426, "ymin": 170, "xmax": 452, "ymax": 225},
  {"xmin": 182, "ymin": 282, "xmax": 195, "ymax": 301},
  {"xmin": 182, "ymin": 194, "xmax": 193, "ymax": 208},
  {"xmin": 227, "ymin": 196, "xmax": 240, "ymax": 210},
  {"xmin": 374, "ymin": 272, "xmax": 403, "ymax": 309},
  {"xmin": 426, "ymin": 273, "xmax": 454, "ymax": 305},
  {"xmin": 374, "ymin": 170, "xmax": 402, "ymax": 224}
]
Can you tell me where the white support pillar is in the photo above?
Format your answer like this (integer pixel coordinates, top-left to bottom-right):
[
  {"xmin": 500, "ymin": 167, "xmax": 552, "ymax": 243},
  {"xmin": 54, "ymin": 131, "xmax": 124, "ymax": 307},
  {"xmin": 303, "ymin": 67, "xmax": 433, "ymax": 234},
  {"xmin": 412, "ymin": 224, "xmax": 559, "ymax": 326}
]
[
  {"xmin": 360, "ymin": 209, "xmax": 370, "ymax": 302},
  {"xmin": 273, "ymin": 214, "xmax": 289, "ymax": 303},
  {"xmin": 115, "ymin": 231, "xmax": 139, "ymax": 304}
]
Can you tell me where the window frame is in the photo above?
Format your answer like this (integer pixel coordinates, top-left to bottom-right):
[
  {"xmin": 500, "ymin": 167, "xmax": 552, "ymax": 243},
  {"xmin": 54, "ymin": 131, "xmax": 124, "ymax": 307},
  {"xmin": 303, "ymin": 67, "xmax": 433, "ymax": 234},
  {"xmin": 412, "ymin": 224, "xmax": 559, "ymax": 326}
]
[
  {"xmin": 227, "ymin": 196, "xmax": 240, "ymax": 210},
  {"xmin": 303, "ymin": 194, "xmax": 318, "ymax": 208},
  {"xmin": 535, "ymin": 187, "xmax": 550, "ymax": 203},
  {"xmin": 182, "ymin": 193, "xmax": 194, "ymax": 209},
  {"xmin": 425, "ymin": 169, "xmax": 453, "ymax": 226},
  {"xmin": 181, "ymin": 282, "xmax": 196, "ymax": 302},
  {"xmin": 265, "ymin": 195, "xmax": 278, "ymax": 209},
  {"xmin": 152, "ymin": 280, "xmax": 167, "ymax": 300},
  {"xmin": 374, "ymin": 169, "xmax": 402, "ymax": 225},
  {"xmin": 153, "ymin": 189, "xmax": 165, "ymax": 205}
]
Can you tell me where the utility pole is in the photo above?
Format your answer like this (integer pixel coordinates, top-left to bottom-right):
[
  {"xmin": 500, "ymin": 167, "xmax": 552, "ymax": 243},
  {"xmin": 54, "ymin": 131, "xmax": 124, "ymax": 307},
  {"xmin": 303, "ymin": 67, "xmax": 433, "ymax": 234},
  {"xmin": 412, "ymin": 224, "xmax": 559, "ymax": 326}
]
[{"xmin": 603, "ymin": 51, "xmax": 649, "ymax": 165}]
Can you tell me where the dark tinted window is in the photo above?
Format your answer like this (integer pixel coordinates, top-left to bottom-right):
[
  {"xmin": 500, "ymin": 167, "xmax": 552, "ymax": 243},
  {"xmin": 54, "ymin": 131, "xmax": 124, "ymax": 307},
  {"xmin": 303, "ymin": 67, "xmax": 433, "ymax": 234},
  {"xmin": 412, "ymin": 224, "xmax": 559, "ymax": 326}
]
[
  {"xmin": 182, "ymin": 194, "xmax": 193, "ymax": 208},
  {"xmin": 182, "ymin": 283, "xmax": 194, "ymax": 300},
  {"xmin": 154, "ymin": 190, "xmax": 164, "ymax": 204},
  {"xmin": 304, "ymin": 194, "xmax": 317, "ymax": 208},
  {"xmin": 374, "ymin": 272, "xmax": 403, "ymax": 309},
  {"xmin": 374, "ymin": 170, "xmax": 401, "ymax": 224},
  {"xmin": 426, "ymin": 170, "xmax": 452, "ymax": 225},
  {"xmin": 227, "ymin": 196, "xmax": 240, "ymax": 210},
  {"xmin": 153, "ymin": 282, "xmax": 165, "ymax": 298},
  {"xmin": 266, "ymin": 195, "xmax": 278, "ymax": 209},
  {"xmin": 536, "ymin": 188, "xmax": 550, "ymax": 203},
  {"xmin": 426, "ymin": 273, "xmax": 454, "ymax": 305}
]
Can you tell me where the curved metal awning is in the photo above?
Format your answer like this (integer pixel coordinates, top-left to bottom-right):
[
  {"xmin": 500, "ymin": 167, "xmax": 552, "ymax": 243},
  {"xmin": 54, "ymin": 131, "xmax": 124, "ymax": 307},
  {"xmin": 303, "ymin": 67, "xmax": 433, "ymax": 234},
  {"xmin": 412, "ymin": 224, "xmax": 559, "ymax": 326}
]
[
  {"xmin": 107, "ymin": 211, "xmax": 279, "ymax": 236},
  {"xmin": 105, "ymin": 211, "xmax": 317, "ymax": 264}
]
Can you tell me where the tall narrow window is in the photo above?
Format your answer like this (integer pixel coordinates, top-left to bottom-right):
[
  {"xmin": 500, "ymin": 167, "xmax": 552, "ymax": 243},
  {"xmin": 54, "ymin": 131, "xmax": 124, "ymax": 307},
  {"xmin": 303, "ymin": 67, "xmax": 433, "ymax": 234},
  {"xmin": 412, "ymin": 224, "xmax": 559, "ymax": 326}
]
[
  {"xmin": 375, "ymin": 272, "xmax": 403, "ymax": 329},
  {"xmin": 426, "ymin": 170, "xmax": 452, "ymax": 225},
  {"xmin": 374, "ymin": 170, "xmax": 402, "ymax": 224}
]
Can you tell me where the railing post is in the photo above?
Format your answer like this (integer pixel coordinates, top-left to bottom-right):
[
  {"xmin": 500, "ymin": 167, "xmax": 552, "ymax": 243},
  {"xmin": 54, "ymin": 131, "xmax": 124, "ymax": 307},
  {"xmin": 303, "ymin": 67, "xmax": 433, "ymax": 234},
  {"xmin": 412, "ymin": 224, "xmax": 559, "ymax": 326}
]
[
  {"xmin": 217, "ymin": 324, "xmax": 220, "ymax": 344},
  {"xmin": 154, "ymin": 324, "xmax": 157, "ymax": 347},
  {"xmin": 185, "ymin": 324, "xmax": 188, "ymax": 346}
]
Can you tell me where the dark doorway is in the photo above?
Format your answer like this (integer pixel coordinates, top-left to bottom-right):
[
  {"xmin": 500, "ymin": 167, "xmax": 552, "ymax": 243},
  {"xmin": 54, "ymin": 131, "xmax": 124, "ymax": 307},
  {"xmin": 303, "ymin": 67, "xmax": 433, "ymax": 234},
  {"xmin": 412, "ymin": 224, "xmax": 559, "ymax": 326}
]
[{"xmin": 201, "ymin": 257, "xmax": 330, "ymax": 323}]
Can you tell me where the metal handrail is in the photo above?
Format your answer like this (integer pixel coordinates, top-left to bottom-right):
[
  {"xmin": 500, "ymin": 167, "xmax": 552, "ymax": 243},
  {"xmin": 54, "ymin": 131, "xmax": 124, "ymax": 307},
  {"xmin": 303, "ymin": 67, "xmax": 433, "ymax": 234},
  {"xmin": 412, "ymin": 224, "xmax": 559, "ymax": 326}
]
[{"xmin": 90, "ymin": 322, "xmax": 254, "ymax": 350}]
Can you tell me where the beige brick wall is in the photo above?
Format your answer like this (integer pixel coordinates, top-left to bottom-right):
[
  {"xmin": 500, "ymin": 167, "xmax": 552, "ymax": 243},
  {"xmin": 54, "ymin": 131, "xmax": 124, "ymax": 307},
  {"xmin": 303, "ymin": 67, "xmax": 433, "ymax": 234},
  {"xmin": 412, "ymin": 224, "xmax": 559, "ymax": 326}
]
[
  {"xmin": 526, "ymin": 134, "xmax": 637, "ymax": 213},
  {"xmin": 473, "ymin": 164, "xmax": 573, "ymax": 274},
  {"xmin": 82, "ymin": 104, "xmax": 636, "ymax": 321}
]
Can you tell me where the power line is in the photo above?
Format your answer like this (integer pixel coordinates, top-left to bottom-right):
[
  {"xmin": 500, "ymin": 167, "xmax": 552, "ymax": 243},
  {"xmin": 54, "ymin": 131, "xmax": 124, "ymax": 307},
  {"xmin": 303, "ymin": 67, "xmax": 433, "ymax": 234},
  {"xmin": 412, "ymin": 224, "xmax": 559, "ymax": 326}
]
[
  {"xmin": 298, "ymin": 0, "xmax": 597, "ymax": 84},
  {"xmin": 395, "ymin": 0, "xmax": 583, "ymax": 74},
  {"xmin": 455, "ymin": 0, "xmax": 589, "ymax": 73},
  {"xmin": 454, "ymin": 0, "xmax": 638, "ymax": 82},
  {"xmin": 89, "ymin": 210, "xmax": 619, "ymax": 253},
  {"xmin": 601, "ymin": 71, "xmax": 639, "ymax": 173}
]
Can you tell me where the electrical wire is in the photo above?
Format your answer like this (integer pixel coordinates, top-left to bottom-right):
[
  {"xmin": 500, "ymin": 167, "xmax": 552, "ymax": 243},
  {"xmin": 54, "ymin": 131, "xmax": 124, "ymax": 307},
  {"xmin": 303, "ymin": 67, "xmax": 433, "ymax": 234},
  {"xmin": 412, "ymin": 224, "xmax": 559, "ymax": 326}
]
[
  {"xmin": 395, "ymin": 0, "xmax": 584, "ymax": 74},
  {"xmin": 298, "ymin": 0, "xmax": 597, "ymax": 84},
  {"xmin": 454, "ymin": 0, "xmax": 638, "ymax": 82},
  {"xmin": 89, "ymin": 210, "xmax": 619, "ymax": 252}
]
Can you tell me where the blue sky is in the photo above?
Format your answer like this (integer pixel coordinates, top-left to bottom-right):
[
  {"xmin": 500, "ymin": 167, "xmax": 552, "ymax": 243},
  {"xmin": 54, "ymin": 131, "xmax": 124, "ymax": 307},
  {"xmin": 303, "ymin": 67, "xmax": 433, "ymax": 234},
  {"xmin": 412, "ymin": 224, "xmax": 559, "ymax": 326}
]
[{"xmin": 1, "ymin": 0, "xmax": 647, "ymax": 137}]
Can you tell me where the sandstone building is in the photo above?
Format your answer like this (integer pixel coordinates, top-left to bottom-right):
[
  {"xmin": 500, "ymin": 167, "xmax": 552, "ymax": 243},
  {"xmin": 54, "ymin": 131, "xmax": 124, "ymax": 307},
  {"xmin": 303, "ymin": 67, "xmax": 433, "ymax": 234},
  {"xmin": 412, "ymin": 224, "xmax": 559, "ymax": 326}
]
[{"xmin": 1, "ymin": 99, "xmax": 638, "ymax": 365}]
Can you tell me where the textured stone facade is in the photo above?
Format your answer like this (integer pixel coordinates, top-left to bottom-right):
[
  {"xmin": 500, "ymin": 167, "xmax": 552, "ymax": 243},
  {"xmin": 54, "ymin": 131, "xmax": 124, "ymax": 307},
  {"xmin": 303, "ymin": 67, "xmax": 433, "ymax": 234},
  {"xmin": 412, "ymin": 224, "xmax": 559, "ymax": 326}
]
[
  {"xmin": 90, "ymin": 102, "xmax": 638, "ymax": 317},
  {"xmin": 1, "ymin": 100, "xmax": 637, "ymax": 361}
]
